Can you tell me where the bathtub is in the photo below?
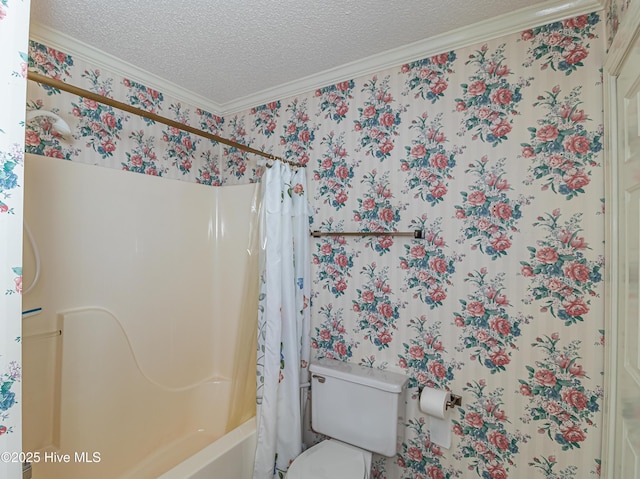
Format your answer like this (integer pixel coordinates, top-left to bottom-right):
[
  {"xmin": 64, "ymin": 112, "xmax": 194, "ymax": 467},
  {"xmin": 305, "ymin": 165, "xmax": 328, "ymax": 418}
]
[{"xmin": 159, "ymin": 416, "xmax": 256, "ymax": 479}]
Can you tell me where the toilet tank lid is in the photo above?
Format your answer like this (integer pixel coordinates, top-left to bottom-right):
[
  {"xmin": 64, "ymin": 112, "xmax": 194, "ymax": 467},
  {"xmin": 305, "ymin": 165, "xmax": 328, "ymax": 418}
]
[{"xmin": 310, "ymin": 358, "xmax": 408, "ymax": 393}]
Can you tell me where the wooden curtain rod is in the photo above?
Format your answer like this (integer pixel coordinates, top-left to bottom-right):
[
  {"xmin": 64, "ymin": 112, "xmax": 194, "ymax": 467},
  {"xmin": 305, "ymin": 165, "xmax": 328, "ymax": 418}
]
[{"xmin": 27, "ymin": 71, "xmax": 302, "ymax": 168}]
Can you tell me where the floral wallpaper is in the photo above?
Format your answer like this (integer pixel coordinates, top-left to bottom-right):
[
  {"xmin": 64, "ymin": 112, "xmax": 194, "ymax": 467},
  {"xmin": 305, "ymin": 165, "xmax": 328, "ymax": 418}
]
[
  {"xmin": 605, "ymin": 0, "xmax": 634, "ymax": 47},
  {"xmin": 0, "ymin": 0, "xmax": 29, "ymax": 477},
  {"xmin": 22, "ymin": 7, "xmax": 617, "ymax": 479},
  {"xmin": 26, "ymin": 42, "xmax": 228, "ymax": 185},
  {"xmin": 249, "ymin": 13, "xmax": 603, "ymax": 479}
]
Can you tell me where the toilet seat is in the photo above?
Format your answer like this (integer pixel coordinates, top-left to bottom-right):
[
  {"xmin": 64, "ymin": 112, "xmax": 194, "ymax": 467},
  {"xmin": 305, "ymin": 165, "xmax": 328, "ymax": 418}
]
[{"xmin": 286, "ymin": 440, "xmax": 371, "ymax": 479}]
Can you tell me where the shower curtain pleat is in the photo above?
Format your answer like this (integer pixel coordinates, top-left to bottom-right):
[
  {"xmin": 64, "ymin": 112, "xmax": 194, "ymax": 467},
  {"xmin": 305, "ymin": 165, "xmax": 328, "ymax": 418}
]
[{"xmin": 254, "ymin": 161, "xmax": 311, "ymax": 479}]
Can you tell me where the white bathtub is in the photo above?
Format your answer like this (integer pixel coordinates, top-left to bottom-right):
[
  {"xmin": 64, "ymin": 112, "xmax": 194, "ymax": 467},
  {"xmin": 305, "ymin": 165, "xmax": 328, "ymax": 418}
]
[{"xmin": 159, "ymin": 417, "xmax": 256, "ymax": 479}]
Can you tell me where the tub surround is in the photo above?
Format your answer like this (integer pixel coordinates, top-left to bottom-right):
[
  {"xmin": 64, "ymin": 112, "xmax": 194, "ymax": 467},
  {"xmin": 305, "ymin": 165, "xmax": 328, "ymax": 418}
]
[{"xmin": 21, "ymin": 154, "xmax": 259, "ymax": 477}]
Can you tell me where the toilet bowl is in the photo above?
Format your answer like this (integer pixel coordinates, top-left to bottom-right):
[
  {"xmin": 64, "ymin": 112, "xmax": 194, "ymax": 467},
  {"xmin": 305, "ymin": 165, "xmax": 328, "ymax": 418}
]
[{"xmin": 286, "ymin": 439, "xmax": 372, "ymax": 479}]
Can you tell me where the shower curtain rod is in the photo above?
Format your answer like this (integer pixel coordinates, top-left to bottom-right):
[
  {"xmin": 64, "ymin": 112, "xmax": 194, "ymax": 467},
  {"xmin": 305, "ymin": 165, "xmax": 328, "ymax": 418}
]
[{"xmin": 27, "ymin": 71, "xmax": 302, "ymax": 168}]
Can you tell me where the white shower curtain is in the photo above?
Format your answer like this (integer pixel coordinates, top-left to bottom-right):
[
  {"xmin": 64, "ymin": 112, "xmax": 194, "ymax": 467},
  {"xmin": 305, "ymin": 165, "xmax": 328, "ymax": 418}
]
[{"xmin": 254, "ymin": 160, "xmax": 311, "ymax": 479}]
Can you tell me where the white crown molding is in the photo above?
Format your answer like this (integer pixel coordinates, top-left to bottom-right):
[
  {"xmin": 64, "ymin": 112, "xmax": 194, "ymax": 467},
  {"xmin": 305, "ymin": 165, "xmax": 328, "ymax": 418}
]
[
  {"xmin": 30, "ymin": 0, "xmax": 604, "ymax": 117},
  {"xmin": 29, "ymin": 22, "xmax": 225, "ymax": 115},
  {"xmin": 223, "ymin": 0, "xmax": 604, "ymax": 114},
  {"xmin": 604, "ymin": 0, "xmax": 640, "ymax": 75}
]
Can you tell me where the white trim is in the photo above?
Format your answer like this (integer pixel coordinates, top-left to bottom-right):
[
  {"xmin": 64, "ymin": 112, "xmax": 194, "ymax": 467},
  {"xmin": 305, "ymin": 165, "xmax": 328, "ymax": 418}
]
[
  {"xmin": 223, "ymin": 0, "xmax": 604, "ymax": 114},
  {"xmin": 30, "ymin": 0, "xmax": 603, "ymax": 116},
  {"xmin": 601, "ymin": 3, "xmax": 640, "ymax": 476},
  {"xmin": 29, "ymin": 22, "xmax": 223, "ymax": 115},
  {"xmin": 604, "ymin": 0, "xmax": 640, "ymax": 75},
  {"xmin": 601, "ymin": 70, "xmax": 619, "ymax": 479}
]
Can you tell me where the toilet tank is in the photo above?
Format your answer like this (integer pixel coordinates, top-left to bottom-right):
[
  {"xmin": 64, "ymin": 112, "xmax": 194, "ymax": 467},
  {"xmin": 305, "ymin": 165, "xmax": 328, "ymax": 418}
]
[{"xmin": 309, "ymin": 358, "xmax": 408, "ymax": 457}]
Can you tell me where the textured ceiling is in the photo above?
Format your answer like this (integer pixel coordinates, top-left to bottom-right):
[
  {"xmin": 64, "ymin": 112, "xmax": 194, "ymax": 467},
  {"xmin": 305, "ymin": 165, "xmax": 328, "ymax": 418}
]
[{"xmin": 30, "ymin": 0, "xmax": 602, "ymax": 113}]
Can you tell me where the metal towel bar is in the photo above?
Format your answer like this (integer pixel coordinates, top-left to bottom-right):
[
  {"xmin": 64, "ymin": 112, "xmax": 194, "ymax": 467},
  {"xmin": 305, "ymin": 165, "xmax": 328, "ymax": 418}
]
[{"xmin": 310, "ymin": 230, "xmax": 425, "ymax": 239}]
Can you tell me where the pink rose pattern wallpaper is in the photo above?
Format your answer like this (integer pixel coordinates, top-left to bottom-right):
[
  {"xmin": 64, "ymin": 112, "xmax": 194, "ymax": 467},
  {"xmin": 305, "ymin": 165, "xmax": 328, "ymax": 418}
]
[
  {"xmin": 19, "ymin": 7, "xmax": 617, "ymax": 479},
  {"xmin": 606, "ymin": 0, "xmax": 632, "ymax": 47},
  {"xmin": 1, "ymin": 0, "xmax": 29, "ymax": 469}
]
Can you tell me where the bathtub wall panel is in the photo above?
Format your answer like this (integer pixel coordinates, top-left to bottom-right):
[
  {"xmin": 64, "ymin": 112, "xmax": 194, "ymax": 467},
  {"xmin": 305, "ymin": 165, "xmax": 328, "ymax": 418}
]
[
  {"xmin": 215, "ymin": 184, "xmax": 260, "ymax": 431},
  {"xmin": 22, "ymin": 153, "xmax": 259, "ymax": 470},
  {"xmin": 23, "ymin": 155, "xmax": 219, "ymax": 387}
]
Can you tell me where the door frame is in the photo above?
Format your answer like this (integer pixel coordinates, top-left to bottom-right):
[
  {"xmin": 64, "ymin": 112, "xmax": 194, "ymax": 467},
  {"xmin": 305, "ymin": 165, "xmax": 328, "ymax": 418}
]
[{"xmin": 603, "ymin": 3, "xmax": 640, "ymax": 477}]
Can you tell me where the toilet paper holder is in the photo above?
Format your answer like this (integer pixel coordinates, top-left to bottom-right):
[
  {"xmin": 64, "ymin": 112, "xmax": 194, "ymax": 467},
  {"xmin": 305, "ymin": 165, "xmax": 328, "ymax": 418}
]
[{"xmin": 418, "ymin": 387, "xmax": 462, "ymax": 410}]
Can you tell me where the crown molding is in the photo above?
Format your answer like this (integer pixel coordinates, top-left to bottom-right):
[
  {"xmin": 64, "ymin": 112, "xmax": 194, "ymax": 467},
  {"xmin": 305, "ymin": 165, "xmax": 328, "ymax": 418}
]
[
  {"xmin": 29, "ymin": 22, "xmax": 225, "ymax": 115},
  {"xmin": 604, "ymin": 0, "xmax": 640, "ymax": 75},
  {"xmin": 223, "ymin": 0, "xmax": 604, "ymax": 114},
  {"xmin": 30, "ymin": 0, "xmax": 604, "ymax": 117}
]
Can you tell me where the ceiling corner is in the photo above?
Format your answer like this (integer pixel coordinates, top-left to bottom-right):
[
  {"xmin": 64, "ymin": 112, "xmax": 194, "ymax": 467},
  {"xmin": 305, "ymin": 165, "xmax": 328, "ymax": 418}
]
[{"xmin": 28, "ymin": 21, "xmax": 226, "ymax": 116}]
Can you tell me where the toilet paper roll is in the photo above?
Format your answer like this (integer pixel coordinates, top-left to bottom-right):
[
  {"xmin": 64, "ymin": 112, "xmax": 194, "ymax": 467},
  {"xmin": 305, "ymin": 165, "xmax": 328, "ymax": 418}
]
[
  {"xmin": 418, "ymin": 387, "xmax": 451, "ymax": 449},
  {"xmin": 418, "ymin": 387, "xmax": 449, "ymax": 419}
]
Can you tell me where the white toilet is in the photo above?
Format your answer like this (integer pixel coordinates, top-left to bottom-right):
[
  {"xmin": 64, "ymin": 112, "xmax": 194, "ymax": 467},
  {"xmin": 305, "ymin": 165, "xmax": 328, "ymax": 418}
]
[{"xmin": 286, "ymin": 358, "xmax": 409, "ymax": 479}]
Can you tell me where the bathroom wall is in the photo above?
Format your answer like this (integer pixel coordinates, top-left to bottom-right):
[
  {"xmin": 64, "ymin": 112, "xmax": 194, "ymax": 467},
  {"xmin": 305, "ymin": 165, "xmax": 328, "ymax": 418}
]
[
  {"xmin": 25, "ymin": 37, "xmax": 268, "ymax": 185},
  {"xmin": 0, "ymin": 1, "xmax": 30, "ymax": 478},
  {"xmin": 224, "ymin": 12, "xmax": 607, "ymax": 479},
  {"xmin": 605, "ymin": 0, "xmax": 633, "ymax": 46},
  {"xmin": 23, "ymin": 8, "xmax": 611, "ymax": 479}
]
